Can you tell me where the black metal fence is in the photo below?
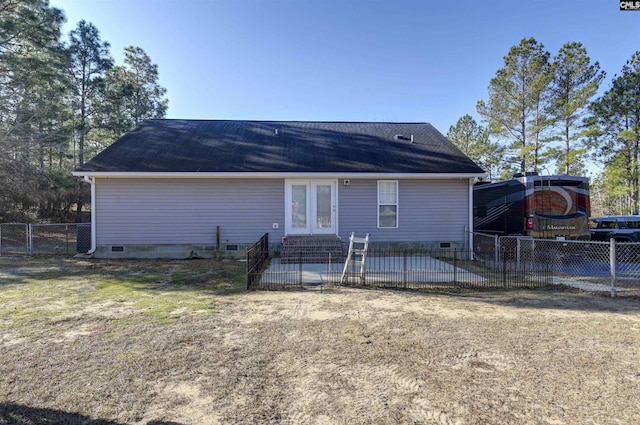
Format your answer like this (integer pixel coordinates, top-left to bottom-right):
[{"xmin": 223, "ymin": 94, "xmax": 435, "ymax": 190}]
[
  {"xmin": 250, "ymin": 251, "xmax": 343, "ymax": 290},
  {"xmin": 246, "ymin": 233, "xmax": 270, "ymax": 290},
  {"xmin": 343, "ymin": 248, "xmax": 551, "ymax": 290},
  {"xmin": 246, "ymin": 244, "xmax": 552, "ymax": 291}
]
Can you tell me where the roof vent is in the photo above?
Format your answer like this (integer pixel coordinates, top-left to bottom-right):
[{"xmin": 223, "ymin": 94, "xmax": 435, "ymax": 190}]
[
  {"xmin": 274, "ymin": 129, "xmax": 278, "ymax": 135},
  {"xmin": 394, "ymin": 134, "xmax": 414, "ymax": 143}
]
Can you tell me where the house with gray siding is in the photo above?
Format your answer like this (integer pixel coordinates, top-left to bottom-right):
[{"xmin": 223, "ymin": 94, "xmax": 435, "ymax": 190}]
[{"xmin": 73, "ymin": 120, "xmax": 485, "ymax": 258}]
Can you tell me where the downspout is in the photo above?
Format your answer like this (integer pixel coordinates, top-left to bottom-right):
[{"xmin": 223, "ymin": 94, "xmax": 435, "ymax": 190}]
[
  {"xmin": 83, "ymin": 176, "xmax": 97, "ymax": 254},
  {"xmin": 468, "ymin": 178, "xmax": 474, "ymax": 259}
]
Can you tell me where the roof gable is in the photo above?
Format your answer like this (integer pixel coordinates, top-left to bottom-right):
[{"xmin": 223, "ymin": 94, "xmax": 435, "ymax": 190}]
[{"xmin": 75, "ymin": 120, "xmax": 485, "ymax": 175}]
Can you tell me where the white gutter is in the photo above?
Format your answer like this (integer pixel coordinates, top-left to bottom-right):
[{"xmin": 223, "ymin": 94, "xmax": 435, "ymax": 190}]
[
  {"xmin": 83, "ymin": 176, "xmax": 97, "ymax": 254},
  {"xmin": 72, "ymin": 171, "xmax": 487, "ymax": 180}
]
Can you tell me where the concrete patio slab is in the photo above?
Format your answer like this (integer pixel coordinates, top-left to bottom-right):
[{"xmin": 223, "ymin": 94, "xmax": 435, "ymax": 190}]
[{"xmin": 259, "ymin": 255, "xmax": 485, "ymax": 286}]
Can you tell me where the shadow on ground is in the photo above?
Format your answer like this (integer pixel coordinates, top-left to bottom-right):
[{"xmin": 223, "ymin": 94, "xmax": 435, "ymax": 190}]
[{"xmin": 0, "ymin": 402, "xmax": 183, "ymax": 425}]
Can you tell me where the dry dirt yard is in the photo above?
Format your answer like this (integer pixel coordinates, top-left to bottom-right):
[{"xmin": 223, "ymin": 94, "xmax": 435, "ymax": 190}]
[{"xmin": 1, "ymin": 257, "xmax": 640, "ymax": 425}]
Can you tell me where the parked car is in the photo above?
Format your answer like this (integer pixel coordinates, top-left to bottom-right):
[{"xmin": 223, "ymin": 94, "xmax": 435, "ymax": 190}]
[{"xmin": 590, "ymin": 215, "xmax": 640, "ymax": 242}]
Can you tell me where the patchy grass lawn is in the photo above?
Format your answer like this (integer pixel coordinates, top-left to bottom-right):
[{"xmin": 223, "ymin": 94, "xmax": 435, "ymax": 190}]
[{"xmin": 1, "ymin": 256, "xmax": 640, "ymax": 425}]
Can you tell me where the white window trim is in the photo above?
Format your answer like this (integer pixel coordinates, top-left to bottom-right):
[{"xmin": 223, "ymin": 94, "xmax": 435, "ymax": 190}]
[{"xmin": 377, "ymin": 180, "xmax": 399, "ymax": 229}]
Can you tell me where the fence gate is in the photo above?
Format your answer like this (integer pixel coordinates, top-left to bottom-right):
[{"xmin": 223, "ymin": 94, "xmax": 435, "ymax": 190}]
[{"xmin": 0, "ymin": 223, "xmax": 30, "ymax": 255}]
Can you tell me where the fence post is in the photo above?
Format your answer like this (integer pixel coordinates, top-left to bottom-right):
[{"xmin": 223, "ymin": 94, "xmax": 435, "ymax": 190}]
[
  {"xmin": 453, "ymin": 248, "xmax": 457, "ymax": 283},
  {"xmin": 610, "ymin": 239, "xmax": 617, "ymax": 298},
  {"xmin": 216, "ymin": 226, "xmax": 221, "ymax": 259},
  {"xmin": 27, "ymin": 224, "xmax": 32, "ymax": 255},
  {"xmin": 494, "ymin": 235, "xmax": 499, "ymax": 271},
  {"xmin": 298, "ymin": 251, "xmax": 303, "ymax": 286},
  {"xmin": 246, "ymin": 247, "xmax": 251, "ymax": 290},
  {"xmin": 516, "ymin": 237, "xmax": 521, "ymax": 274},
  {"xmin": 466, "ymin": 226, "xmax": 473, "ymax": 260},
  {"xmin": 403, "ymin": 249, "xmax": 408, "ymax": 289},
  {"xmin": 502, "ymin": 247, "xmax": 507, "ymax": 288}
]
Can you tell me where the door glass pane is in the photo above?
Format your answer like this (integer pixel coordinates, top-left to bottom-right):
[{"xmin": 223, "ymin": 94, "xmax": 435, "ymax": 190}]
[
  {"xmin": 316, "ymin": 185, "xmax": 332, "ymax": 228},
  {"xmin": 292, "ymin": 185, "xmax": 307, "ymax": 228}
]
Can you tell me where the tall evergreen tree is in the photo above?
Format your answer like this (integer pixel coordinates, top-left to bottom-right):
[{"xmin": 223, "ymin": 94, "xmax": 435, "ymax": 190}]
[
  {"xmin": 0, "ymin": 0, "xmax": 71, "ymax": 220},
  {"xmin": 68, "ymin": 20, "xmax": 113, "ymax": 221},
  {"xmin": 447, "ymin": 114, "xmax": 504, "ymax": 180},
  {"xmin": 548, "ymin": 42, "xmax": 604, "ymax": 175},
  {"xmin": 68, "ymin": 20, "xmax": 113, "ymax": 166},
  {"xmin": 101, "ymin": 46, "xmax": 168, "ymax": 138},
  {"xmin": 593, "ymin": 157, "xmax": 636, "ymax": 215},
  {"xmin": 0, "ymin": 0, "xmax": 64, "ymax": 56},
  {"xmin": 588, "ymin": 52, "xmax": 640, "ymax": 214},
  {"xmin": 477, "ymin": 37, "xmax": 552, "ymax": 172},
  {"xmin": 122, "ymin": 46, "xmax": 168, "ymax": 125},
  {"xmin": 0, "ymin": 0, "xmax": 67, "ymax": 152}
]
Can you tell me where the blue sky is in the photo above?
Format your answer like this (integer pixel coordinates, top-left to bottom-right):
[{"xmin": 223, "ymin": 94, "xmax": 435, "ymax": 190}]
[{"xmin": 50, "ymin": 0, "xmax": 638, "ymax": 135}]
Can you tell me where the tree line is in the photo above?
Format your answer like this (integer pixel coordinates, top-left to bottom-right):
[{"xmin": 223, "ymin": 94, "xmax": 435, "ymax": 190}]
[
  {"xmin": 447, "ymin": 37, "xmax": 640, "ymax": 216},
  {"xmin": 4, "ymin": 4, "xmax": 637, "ymax": 220},
  {"xmin": 0, "ymin": 0, "xmax": 167, "ymax": 222}
]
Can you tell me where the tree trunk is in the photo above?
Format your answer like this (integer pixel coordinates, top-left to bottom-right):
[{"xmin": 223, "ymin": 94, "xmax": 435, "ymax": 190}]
[
  {"xmin": 634, "ymin": 136, "xmax": 640, "ymax": 215},
  {"xmin": 75, "ymin": 180, "xmax": 85, "ymax": 222},
  {"xmin": 565, "ymin": 123, "xmax": 570, "ymax": 174}
]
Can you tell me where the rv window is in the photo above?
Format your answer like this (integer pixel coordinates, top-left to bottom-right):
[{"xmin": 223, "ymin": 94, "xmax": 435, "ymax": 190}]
[{"xmin": 534, "ymin": 180, "xmax": 584, "ymax": 187}]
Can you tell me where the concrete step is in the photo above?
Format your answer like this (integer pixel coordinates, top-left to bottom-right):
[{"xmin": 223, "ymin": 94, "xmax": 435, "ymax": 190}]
[{"xmin": 281, "ymin": 236, "xmax": 344, "ymax": 264}]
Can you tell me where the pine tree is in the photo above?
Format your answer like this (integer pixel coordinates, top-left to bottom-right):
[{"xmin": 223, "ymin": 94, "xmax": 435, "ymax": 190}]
[
  {"xmin": 0, "ymin": 0, "xmax": 71, "ymax": 220},
  {"xmin": 101, "ymin": 46, "xmax": 168, "ymax": 138},
  {"xmin": 588, "ymin": 52, "xmax": 640, "ymax": 214},
  {"xmin": 548, "ymin": 42, "xmax": 604, "ymax": 175},
  {"xmin": 447, "ymin": 114, "xmax": 504, "ymax": 180},
  {"xmin": 477, "ymin": 38, "xmax": 552, "ymax": 172},
  {"xmin": 122, "ymin": 46, "xmax": 168, "ymax": 125},
  {"xmin": 68, "ymin": 20, "xmax": 113, "ymax": 166}
]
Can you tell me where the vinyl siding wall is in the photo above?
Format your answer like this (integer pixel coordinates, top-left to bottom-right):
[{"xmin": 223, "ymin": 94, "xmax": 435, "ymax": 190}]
[
  {"xmin": 95, "ymin": 178, "xmax": 285, "ymax": 245},
  {"xmin": 337, "ymin": 179, "xmax": 470, "ymax": 243},
  {"xmin": 94, "ymin": 177, "xmax": 470, "ymax": 247}
]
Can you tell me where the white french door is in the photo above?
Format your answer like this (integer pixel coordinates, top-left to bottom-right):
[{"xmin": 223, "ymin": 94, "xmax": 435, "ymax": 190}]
[{"xmin": 285, "ymin": 180, "xmax": 337, "ymax": 235}]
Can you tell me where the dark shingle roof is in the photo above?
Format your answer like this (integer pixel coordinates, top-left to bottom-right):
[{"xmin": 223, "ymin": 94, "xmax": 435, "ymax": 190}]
[{"xmin": 76, "ymin": 120, "xmax": 485, "ymax": 174}]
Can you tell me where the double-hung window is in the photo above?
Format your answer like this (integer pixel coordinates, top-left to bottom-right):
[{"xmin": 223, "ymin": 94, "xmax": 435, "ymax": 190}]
[{"xmin": 378, "ymin": 180, "xmax": 398, "ymax": 228}]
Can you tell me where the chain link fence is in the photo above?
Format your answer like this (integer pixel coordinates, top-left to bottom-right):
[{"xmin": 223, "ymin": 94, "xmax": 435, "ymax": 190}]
[
  {"xmin": 0, "ymin": 223, "xmax": 30, "ymax": 255},
  {"xmin": 0, "ymin": 223, "xmax": 91, "ymax": 256},
  {"xmin": 5, "ymin": 224, "xmax": 639, "ymax": 298},
  {"xmin": 470, "ymin": 232, "xmax": 640, "ymax": 298},
  {"xmin": 531, "ymin": 238, "xmax": 640, "ymax": 296}
]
